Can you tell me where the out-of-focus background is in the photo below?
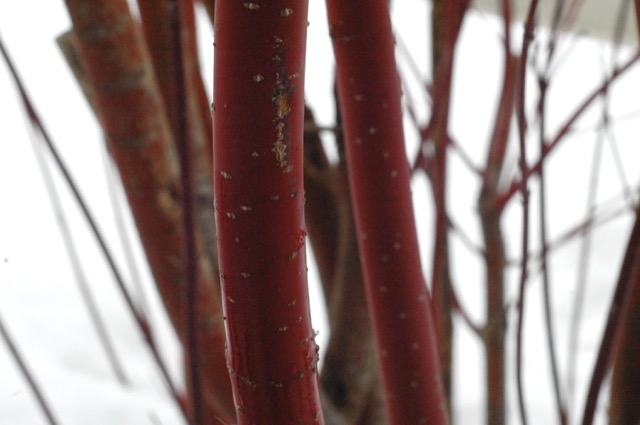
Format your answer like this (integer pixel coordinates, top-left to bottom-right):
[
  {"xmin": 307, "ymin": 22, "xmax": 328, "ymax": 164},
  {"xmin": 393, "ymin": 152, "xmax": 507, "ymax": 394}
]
[{"xmin": 1, "ymin": 1, "xmax": 640, "ymax": 424}]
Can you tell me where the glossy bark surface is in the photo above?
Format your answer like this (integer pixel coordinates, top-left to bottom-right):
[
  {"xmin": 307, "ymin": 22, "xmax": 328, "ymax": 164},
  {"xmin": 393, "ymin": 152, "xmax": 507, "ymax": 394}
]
[
  {"xmin": 214, "ymin": 1, "xmax": 325, "ymax": 423},
  {"xmin": 326, "ymin": 1, "xmax": 448, "ymax": 423}
]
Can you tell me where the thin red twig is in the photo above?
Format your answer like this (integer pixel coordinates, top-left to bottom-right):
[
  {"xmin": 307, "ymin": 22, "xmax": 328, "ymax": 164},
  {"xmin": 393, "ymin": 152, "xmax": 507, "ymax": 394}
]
[
  {"xmin": 166, "ymin": 1, "xmax": 201, "ymax": 423},
  {"xmin": 499, "ymin": 52, "xmax": 640, "ymax": 209},
  {"xmin": 514, "ymin": 2, "xmax": 539, "ymax": 424}
]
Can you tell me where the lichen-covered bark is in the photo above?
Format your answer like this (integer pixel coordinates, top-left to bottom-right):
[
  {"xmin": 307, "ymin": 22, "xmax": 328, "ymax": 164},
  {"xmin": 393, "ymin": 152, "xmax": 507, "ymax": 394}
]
[
  {"xmin": 213, "ymin": 1, "xmax": 324, "ymax": 423},
  {"xmin": 63, "ymin": 1, "xmax": 234, "ymax": 422},
  {"xmin": 326, "ymin": 1, "xmax": 448, "ymax": 423}
]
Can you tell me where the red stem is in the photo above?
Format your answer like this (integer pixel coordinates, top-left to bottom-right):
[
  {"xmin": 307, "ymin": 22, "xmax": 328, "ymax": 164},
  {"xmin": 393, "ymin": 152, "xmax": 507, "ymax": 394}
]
[
  {"xmin": 63, "ymin": 1, "xmax": 233, "ymax": 421},
  {"xmin": 326, "ymin": 1, "xmax": 448, "ymax": 423},
  {"xmin": 582, "ymin": 208, "xmax": 640, "ymax": 425},
  {"xmin": 165, "ymin": 1, "xmax": 202, "ymax": 423},
  {"xmin": 213, "ymin": 1, "xmax": 324, "ymax": 423}
]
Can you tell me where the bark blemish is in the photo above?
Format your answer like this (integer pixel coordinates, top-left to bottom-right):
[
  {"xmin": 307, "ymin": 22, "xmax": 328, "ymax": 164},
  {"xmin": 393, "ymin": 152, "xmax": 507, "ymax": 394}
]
[
  {"xmin": 280, "ymin": 8, "xmax": 293, "ymax": 16},
  {"xmin": 243, "ymin": 3, "xmax": 260, "ymax": 10}
]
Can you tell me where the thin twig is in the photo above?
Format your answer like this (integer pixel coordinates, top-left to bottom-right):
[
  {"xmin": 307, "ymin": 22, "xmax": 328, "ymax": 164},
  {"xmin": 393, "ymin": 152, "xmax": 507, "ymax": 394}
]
[
  {"xmin": 166, "ymin": 1, "xmax": 201, "ymax": 424},
  {"xmin": 0, "ymin": 313, "xmax": 61, "ymax": 425},
  {"xmin": 0, "ymin": 34, "xmax": 187, "ymax": 420},
  {"xmin": 27, "ymin": 123, "xmax": 128, "ymax": 385},
  {"xmin": 537, "ymin": 71, "xmax": 567, "ymax": 425},
  {"xmin": 567, "ymin": 85, "xmax": 607, "ymax": 421},
  {"xmin": 499, "ymin": 51, "xmax": 640, "ymax": 208},
  {"xmin": 515, "ymin": 2, "xmax": 539, "ymax": 424}
]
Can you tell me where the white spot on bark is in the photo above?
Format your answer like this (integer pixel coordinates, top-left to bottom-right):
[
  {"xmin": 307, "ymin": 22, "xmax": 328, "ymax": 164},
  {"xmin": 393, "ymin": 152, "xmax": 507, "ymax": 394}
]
[
  {"xmin": 280, "ymin": 8, "xmax": 293, "ymax": 16},
  {"xmin": 220, "ymin": 171, "xmax": 232, "ymax": 179},
  {"xmin": 252, "ymin": 73, "xmax": 264, "ymax": 82},
  {"xmin": 243, "ymin": 3, "xmax": 259, "ymax": 9}
]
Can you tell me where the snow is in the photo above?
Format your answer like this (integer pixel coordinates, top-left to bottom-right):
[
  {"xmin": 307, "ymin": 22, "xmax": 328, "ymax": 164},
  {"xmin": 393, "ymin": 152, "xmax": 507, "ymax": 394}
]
[{"xmin": 1, "ymin": 1, "xmax": 640, "ymax": 424}]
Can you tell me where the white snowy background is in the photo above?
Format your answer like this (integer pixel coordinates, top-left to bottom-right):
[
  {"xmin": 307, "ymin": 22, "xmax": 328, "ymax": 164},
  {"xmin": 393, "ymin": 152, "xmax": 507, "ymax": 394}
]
[{"xmin": 1, "ymin": 1, "xmax": 640, "ymax": 424}]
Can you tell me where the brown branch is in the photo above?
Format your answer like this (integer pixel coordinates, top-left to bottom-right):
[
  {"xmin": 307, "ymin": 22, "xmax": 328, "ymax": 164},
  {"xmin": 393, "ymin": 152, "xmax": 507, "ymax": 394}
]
[
  {"xmin": 319, "ymin": 95, "xmax": 385, "ymax": 425},
  {"xmin": 610, "ymin": 214, "xmax": 640, "ymax": 423},
  {"xmin": 582, "ymin": 208, "xmax": 640, "ymax": 425},
  {"xmin": 477, "ymin": 2, "xmax": 515, "ymax": 423},
  {"xmin": 304, "ymin": 105, "xmax": 339, "ymax": 300}
]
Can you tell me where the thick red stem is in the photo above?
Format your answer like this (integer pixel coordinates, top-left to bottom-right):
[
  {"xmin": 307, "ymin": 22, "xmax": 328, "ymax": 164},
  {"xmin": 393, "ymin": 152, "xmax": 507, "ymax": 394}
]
[
  {"xmin": 326, "ymin": 1, "xmax": 448, "ymax": 424},
  {"xmin": 63, "ymin": 1, "xmax": 234, "ymax": 422},
  {"xmin": 213, "ymin": 1, "xmax": 324, "ymax": 423}
]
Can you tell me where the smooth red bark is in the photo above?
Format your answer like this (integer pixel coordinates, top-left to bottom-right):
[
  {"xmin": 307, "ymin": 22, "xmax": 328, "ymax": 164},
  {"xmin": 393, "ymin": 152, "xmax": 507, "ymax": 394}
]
[
  {"xmin": 214, "ymin": 1, "xmax": 324, "ymax": 423},
  {"xmin": 326, "ymin": 1, "xmax": 448, "ymax": 423}
]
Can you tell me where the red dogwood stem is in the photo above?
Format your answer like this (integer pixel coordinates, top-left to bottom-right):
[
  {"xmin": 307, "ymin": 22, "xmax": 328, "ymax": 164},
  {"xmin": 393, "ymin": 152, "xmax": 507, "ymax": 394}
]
[
  {"xmin": 326, "ymin": 1, "xmax": 449, "ymax": 424},
  {"xmin": 213, "ymin": 1, "xmax": 324, "ymax": 423},
  {"xmin": 64, "ymin": 1, "xmax": 234, "ymax": 422}
]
